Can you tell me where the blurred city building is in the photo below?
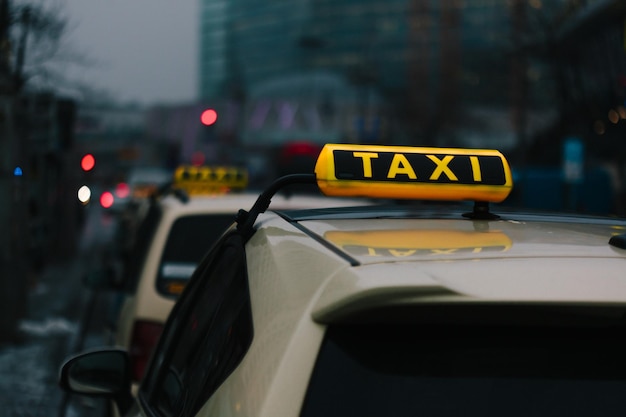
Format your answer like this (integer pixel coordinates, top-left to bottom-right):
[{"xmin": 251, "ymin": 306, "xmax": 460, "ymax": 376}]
[
  {"xmin": 0, "ymin": 90, "xmax": 77, "ymax": 341},
  {"xmin": 74, "ymin": 104, "xmax": 157, "ymax": 179},
  {"xmin": 513, "ymin": 0, "xmax": 626, "ymax": 213},
  {"xmin": 140, "ymin": 0, "xmax": 626, "ymax": 209},
  {"xmin": 198, "ymin": 0, "xmax": 567, "ymax": 150},
  {"xmin": 195, "ymin": 0, "xmax": 626, "ymax": 210}
]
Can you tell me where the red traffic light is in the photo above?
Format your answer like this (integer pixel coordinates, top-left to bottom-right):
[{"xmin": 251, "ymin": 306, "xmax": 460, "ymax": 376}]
[
  {"xmin": 115, "ymin": 182, "xmax": 130, "ymax": 199},
  {"xmin": 100, "ymin": 191, "xmax": 114, "ymax": 209},
  {"xmin": 200, "ymin": 109, "xmax": 218, "ymax": 126},
  {"xmin": 81, "ymin": 154, "xmax": 95, "ymax": 171}
]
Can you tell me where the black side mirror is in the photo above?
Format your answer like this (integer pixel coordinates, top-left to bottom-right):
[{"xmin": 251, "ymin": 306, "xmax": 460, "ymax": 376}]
[{"xmin": 59, "ymin": 349, "xmax": 133, "ymax": 415}]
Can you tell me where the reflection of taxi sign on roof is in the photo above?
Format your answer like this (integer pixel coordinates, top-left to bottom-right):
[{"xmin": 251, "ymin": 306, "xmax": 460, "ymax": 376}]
[
  {"xmin": 315, "ymin": 144, "xmax": 513, "ymax": 202},
  {"xmin": 174, "ymin": 165, "xmax": 248, "ymax": 195},
  {"xmin": 324, "ymin": 229, "xmax": 512, "ymax": 258}
]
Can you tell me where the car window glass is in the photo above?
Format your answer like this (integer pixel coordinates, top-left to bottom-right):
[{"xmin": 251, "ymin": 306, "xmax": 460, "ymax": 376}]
[
  {"xmin": 156, "ymin": 214, "xmax": 236, "ymax": 297},
  {"xmin": 301, "ymin": 323, "xmax": 626, "ymax": 417},
  {"xmin": 141, "ymin": 232, "xmax": 253, "ymax": 417}
]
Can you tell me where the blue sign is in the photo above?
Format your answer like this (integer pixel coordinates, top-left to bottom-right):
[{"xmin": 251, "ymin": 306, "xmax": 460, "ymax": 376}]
[{"xmin": 563, "ymin": 137, "xmax": 584, "ymax": 184}]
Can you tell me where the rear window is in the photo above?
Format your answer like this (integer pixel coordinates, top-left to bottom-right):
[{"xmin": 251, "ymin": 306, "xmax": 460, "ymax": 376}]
[
  {"xmin": 301, "ymin": 323, "xmax": 626, "ymax": 417},
  {"xmin": 156, "ymin": 213, "xmax": 235, "ymax": 297}
]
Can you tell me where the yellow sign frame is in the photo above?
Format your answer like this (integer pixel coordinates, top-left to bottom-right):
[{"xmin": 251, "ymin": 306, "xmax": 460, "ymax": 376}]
[
  {"xmin": 173, "ymin": 165, "xmax": 248, "ymax": 195},
  {"xmin": 315, "ymin": 144, "xmax": 513, "ymax": 202}
]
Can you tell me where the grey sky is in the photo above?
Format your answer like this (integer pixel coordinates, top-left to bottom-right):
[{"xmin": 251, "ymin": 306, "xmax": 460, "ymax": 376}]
[{"xmin": 62, "ymin": 0, "xmax": 198, "ymax": 105}]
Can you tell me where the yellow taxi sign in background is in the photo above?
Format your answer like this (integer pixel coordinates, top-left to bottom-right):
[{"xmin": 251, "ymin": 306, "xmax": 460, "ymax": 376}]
[
  {"xmin": 315, "ymin": 144, "xmax": 513, "ymax": 202},
  {"xmin": 174, "ymin": 165, "xmax": 248, "ymax": 195}
]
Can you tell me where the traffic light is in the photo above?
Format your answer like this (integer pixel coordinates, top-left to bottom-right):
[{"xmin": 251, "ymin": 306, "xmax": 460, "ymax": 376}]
[
  {"xmin": 80, "ymin": 153, "xmax": 95, "ymax": 172},
  {"xmin": 200, "ymin": 108, "xmax": 218, "ymax": 143},
  {"xmin": 200, "ymin": 108, "xmax": 218, "ymax": 126}
]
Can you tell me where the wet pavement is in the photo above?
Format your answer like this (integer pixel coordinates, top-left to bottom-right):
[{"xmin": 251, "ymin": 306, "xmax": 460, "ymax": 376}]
[{"xmin": 0, "ymin": 205, "xmax": 118, "ymax": 417}]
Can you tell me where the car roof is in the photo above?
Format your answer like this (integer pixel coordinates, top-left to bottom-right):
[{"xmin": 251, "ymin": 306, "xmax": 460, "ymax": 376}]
[
  {"xmin": 228, "ymin": 143, "xmax": 626, "ymax": 323},
  {"xmin": 248, "ymin": 203, "xmax": 626, "ymax": 323},
  {"xmin": 156, "ymin": 191, "xmax": 373, "ymax": 215},
  {"xmin": 127, "ymin": 166, "xmax": 173, "ymax": 185}
]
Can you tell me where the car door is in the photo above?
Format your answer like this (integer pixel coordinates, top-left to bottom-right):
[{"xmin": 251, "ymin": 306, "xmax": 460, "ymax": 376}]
[{"xmin": 137, "ymin": 230, "xmax": 254, "ymax": 417}]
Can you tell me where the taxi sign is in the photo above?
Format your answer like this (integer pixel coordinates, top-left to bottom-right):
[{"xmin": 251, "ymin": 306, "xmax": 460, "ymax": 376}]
[
  {"xmin": 315, "ymin": 144, "xmax": 513, "ymax": 202},
  {"xmin": 173, "ymin": 165, "xmax": 248, "ymax": 195}
]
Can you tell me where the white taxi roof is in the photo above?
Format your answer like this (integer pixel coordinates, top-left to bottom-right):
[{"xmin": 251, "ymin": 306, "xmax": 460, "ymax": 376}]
[
  {"xmin": 155, "ymin": 191, "xmax": 372, "ymax": 214},
  {"xmin": 238, "ymin": 142, "xmax": 626, "ymax": 325},
  {"xmin": 248, "ymin": 208, "xmax": 626, "ymax": 324}
]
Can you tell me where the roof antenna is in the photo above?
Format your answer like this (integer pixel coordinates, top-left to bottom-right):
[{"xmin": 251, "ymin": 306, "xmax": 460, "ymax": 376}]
[{"xmin": 236, "ymin": 174, "xmax": 317, "ymax": 240}]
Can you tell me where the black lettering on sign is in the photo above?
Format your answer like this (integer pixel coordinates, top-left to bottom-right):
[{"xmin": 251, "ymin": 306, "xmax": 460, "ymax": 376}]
[{"xmin": 333, "ymin": 150, "xmax": 506, "ymax": 185}]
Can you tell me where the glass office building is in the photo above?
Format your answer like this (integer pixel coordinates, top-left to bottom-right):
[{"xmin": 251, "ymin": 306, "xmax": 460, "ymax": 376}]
[
  {"xmin": 198, "ymin": 0, "xmax": 567, "ymax": 148},
  {"xmin": 199, "ymin": 0, "xmax": 408, "ymax": 100},
  {"xmin": 200, "ymin": 0, "xmax": 564, "ymax": 98}
]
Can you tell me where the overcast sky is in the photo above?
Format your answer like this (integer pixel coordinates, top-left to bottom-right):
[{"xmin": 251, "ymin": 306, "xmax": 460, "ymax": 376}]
[{"xmin": 61, "ymin": 0, "xmax": 199, "ymax": 105}]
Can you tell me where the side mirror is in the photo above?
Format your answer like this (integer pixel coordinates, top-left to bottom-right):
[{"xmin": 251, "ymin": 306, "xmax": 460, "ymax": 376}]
[{"xmin": 59, "ymin": 349, "xmax": 133, "ymax": 415}]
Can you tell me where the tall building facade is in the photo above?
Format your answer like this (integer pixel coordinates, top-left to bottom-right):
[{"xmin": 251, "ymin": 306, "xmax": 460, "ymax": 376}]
[
  {"xmin": 200, "ymin": 0, "xmax": 565, "ymax": 97},
  {"xmin": 199, "ymin": 0, "xmax": 230, "ymax": 99},
  {"xmin": 198, "ymin": 0, "xmax": 569, "ymax": 148},
  {"xmin": 199, "ymin": 0, "xmax": 408, "ymax": 100}
]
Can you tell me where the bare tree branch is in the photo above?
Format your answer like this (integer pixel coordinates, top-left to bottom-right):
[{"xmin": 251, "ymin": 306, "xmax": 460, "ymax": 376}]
[{"xmin": 7, "ymin": 0, "xmax": 95, "ymax": 94}]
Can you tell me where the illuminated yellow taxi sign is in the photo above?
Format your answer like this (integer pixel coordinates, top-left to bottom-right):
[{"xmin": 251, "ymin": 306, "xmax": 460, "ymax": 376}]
[
  {"xmin": 174, "ymin": 165, "xmax": 248, "ymax": 195},
  {"xmin": 315, "ymin": 144, "xmax": 513, "ymax": 202},
  {"xmin": 325, "ymin": 229, "xmax": 512, "ymax": 258}
]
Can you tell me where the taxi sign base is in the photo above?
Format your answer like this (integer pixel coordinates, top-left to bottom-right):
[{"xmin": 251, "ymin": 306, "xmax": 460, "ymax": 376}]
[{"xmin": 462, "ymin": 202, "xmax": 500, "ymax": 220}]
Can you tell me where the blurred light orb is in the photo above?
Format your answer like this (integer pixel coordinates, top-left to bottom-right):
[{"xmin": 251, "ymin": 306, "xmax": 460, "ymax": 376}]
[
  {"xmin": 191, "ymin": 151, "xmax": 206, "ymax": 166},
  {"xmin": 200, "ymin": 109, "xmax": 218, "ymax": 126},
  {"xmin": 115, "ymin": 182, "xmax": 130, "ymax": 198},
  {"xmin": 13, "ymin": 166, "xmax": 23, "ymax": 176},
  {"xmin": 100, "ymin": 191, "xmax": 114, "ymax": 209},
  {"xmin": 78, "ymin": 185, "xmax": 91, "ymax": 204},
  {"xmin": 81, "ymin": 154, "xmax": 96, "ymax": 171}
]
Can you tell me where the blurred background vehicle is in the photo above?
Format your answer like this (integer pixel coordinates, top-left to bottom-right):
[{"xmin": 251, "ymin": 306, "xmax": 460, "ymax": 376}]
[{"xmin": 107, "ymin": 166, "xmax": 173, "ymax": 214}]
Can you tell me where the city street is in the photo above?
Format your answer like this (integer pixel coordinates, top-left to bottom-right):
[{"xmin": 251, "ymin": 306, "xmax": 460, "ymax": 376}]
[{"xmin": 0, "ymin": 203, "xmax": 119, "ymax": 417}]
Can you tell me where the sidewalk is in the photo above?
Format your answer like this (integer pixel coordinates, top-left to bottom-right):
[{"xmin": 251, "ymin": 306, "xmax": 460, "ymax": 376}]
[{"xmin": 0, "ymin": 205, "xmax": 117, "ymax": 417}]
